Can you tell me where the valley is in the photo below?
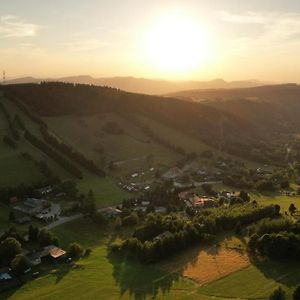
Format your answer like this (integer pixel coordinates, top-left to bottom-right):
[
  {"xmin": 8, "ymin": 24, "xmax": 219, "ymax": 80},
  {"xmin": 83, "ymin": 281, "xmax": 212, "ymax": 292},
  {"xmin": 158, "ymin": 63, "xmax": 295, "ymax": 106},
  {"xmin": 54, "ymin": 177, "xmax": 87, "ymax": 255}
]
[{"xmin": 1, "ymin": 83, "xmax": 300, "ymax": 300}]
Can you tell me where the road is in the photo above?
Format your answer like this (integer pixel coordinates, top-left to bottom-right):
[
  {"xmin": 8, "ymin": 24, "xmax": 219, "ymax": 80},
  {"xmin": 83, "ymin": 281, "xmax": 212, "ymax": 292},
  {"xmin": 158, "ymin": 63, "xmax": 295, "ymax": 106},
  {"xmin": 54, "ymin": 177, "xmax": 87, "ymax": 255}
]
[{"xmin": 43, "ymin": 205, "xmax": 121, "ymax": 230}]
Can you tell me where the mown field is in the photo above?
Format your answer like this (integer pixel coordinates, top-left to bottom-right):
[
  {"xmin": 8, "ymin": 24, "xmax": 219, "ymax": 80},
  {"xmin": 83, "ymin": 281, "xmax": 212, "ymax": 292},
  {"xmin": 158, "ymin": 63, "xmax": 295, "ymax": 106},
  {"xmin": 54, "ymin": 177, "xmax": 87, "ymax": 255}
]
[{"xmin": 2, "ymin": 218, "xmax": 300, "ymax": 300}]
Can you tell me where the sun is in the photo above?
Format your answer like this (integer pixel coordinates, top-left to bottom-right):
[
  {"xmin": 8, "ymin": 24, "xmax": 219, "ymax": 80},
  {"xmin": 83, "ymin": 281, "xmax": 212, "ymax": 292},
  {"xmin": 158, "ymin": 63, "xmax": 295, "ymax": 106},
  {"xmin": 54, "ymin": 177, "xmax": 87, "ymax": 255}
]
[{"xmin": 145, "ymin": 13, "xmax": 209, "ymax": 76}]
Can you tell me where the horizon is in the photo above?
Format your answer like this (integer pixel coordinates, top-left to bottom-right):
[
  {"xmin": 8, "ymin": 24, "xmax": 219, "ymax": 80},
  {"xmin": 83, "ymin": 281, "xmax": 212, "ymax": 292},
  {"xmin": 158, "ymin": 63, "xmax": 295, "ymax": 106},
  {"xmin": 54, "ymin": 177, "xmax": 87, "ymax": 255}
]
[{"xmin": 1, "ymin": 0, "xmax": 300, "ymax": 81}]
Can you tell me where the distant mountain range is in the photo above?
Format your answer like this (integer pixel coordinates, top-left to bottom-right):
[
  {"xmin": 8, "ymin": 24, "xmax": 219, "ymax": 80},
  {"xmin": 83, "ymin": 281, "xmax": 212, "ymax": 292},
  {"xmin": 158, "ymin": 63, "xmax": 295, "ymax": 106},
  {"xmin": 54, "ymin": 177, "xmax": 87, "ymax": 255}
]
[{"xmin": 5, "ymin": 75, "xmax": 269, "ymax": 95}]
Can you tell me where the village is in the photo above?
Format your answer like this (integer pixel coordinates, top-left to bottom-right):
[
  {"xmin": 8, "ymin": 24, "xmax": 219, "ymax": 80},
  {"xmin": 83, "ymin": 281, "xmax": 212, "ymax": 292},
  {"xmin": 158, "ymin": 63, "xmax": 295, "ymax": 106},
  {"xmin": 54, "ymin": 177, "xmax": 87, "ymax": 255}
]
[{"xmin": 0, "ymin": 155, "xmax": 291, "ymax": 294}]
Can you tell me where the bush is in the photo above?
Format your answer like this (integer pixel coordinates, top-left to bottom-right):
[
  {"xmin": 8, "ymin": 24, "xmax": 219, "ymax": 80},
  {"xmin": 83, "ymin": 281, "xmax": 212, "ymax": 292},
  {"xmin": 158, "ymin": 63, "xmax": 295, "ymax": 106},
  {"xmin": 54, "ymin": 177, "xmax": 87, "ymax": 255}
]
[
  {"xmin": 11, "ymin": 254, "xmax": 30, "ymax": 275},
  {"xmin": 293, "ymin": 285, "xmax": 300, "ymax": 300},
  {"xmin": 0, "ymin": 237, "xmax": 22, "ymax": 264},
  {"xmin": 68, "ymin": 242, "xmax": 85, "ymax": 259},
  {"xmin": 38, "ymin": 229, "xmax": 58, "ymax": 247},
  {"xmin": 269, "ymin": 287, "xmax": 285, "ymax": 300},
  {"xmin": 122, "ymin": 212, "xmax": 139, "ymax": 226}
]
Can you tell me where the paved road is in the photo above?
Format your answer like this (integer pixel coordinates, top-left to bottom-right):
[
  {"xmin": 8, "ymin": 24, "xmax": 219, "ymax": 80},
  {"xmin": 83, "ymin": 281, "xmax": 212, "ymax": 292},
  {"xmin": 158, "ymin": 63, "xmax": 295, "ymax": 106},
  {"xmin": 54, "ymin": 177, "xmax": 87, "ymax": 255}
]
[
  {"xmin": 44, "ymin": 213, "xmax": 83, "ymax": 230},
  {"xmin": 43, "ymin": 204, "xmax": 121, "ymax": 230}
]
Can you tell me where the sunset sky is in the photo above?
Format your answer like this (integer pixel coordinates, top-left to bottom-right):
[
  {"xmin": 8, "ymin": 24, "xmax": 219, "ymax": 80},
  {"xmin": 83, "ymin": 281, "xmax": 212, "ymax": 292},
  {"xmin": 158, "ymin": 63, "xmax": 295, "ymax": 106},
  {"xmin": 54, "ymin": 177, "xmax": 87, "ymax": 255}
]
[{"xmin": 1, "ymin": 0, "xmax": 300, "ymax": 81}]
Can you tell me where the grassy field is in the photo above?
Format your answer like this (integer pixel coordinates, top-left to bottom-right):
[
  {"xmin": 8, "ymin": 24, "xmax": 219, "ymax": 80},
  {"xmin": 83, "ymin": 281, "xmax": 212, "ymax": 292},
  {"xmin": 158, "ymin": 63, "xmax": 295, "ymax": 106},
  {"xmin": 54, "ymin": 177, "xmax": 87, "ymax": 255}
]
[
  {"xmin": 199, "ymin": 259, "xmax": 300, "ymax": 299},
  {"xmin": 2, "ymin": 218, "xmax": 300, "ymax": 300},
  {"xmin": 44, "ymin": 113, "xmax": 181, "ymax": 174},
  {"xmin": 0, "ymin": 93, "xmax": 129, "ymax": 208},
  {"xmin": 77, "ymin": 175, "xmax": 129, "ymax": 207}
]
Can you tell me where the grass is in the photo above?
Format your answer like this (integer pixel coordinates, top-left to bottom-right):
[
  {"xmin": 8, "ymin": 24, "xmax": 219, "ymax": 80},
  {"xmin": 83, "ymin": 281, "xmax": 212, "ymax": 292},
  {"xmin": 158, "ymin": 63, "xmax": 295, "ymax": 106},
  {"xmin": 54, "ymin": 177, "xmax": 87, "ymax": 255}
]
[
  {"xmin": 2, "ymin": 218, "xmax": 300, "ymax": 300},
  {"xmin": 1, "ymin": 219, "xmax": 211, "ymax": 300},
  {"xmin": 43, "ymin": 113, "xmax": 181, "ymax": 172},
  {"xmin": 251, "ymin": 192, "xmax": 300, "ymax": 212},
  {"xmin": 77, "ymin": 175, "xmax": 129, "ymax": 208},
  {"xmin": 198, "ymin": 259, "xmax": 300, "ymax": 299}
]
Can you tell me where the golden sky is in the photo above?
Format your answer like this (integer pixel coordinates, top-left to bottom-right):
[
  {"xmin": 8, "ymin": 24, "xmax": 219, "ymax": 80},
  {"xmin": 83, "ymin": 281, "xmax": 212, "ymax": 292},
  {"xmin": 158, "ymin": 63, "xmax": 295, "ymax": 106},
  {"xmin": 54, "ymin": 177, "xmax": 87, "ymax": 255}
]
[{"xmin": 1, "ymin": 0, "xmax": 300, "ymax": 82}]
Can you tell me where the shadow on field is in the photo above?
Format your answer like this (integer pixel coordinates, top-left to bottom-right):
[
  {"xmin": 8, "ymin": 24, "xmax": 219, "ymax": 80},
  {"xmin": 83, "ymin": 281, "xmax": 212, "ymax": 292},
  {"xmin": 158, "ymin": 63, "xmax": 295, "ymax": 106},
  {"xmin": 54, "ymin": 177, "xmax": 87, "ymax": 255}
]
[
  {"xmin": 250, "ymin": 255, "xmax": 300, "ymax": 288},
  {"xmin": 107, "ymin": 252, "xmax": 180, "ymax": 300}
]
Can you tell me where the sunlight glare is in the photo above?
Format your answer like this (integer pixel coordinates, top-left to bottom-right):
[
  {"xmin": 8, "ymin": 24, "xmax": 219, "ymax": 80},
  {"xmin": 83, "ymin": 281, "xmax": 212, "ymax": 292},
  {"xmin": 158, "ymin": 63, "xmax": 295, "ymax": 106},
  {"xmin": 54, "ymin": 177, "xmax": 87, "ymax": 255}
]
[{"xmin": 145, "ymin": 13, "xmax": 210, "ymax": 76}]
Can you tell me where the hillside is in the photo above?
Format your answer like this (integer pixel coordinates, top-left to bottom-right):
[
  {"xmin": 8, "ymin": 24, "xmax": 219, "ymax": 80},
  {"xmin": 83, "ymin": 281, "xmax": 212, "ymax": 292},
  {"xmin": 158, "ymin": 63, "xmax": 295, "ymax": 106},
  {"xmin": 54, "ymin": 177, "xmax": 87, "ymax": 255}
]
[
  {"xmin": 5, "ymin": 76, "xmax": 266, "ymax": 95},
  {"xmin": 4, "ymin": 82, "xmax": 300, "ymax": 164}
]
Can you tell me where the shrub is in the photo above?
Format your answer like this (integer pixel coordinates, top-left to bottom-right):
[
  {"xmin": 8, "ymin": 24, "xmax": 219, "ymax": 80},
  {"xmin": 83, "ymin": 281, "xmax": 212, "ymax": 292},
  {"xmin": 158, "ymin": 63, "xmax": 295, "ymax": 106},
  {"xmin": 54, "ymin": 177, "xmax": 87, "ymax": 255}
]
[
  {"xmin": 68, "ymin": 242, "xmax": 85, "ymax": 259},
  {"xmin": 11, "ymin": 255, "xmax": 29, "ymax": 275},
  {"xmin": 293, "ymin": 285, "xmax": 300, "ymax": 300},
  {"xmin": 269, "ymin": 287, "xmax": 285, "ymax": 300},
  {"xmin": 122, "ymin": 212, "xmax": 139, "ymax": 226}
]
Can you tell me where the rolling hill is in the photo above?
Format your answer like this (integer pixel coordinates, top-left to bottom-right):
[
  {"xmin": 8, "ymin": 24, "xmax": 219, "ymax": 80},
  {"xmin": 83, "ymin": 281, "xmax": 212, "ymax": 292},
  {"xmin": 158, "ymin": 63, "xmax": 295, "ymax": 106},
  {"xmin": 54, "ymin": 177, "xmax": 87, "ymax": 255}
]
[
  {"xmin": 5, "ymin": 76, "xmax": 267, "ymax": 95},
  {"xmin": 1, "ymin": 81, "xmax": 300, "ymax": 197}
]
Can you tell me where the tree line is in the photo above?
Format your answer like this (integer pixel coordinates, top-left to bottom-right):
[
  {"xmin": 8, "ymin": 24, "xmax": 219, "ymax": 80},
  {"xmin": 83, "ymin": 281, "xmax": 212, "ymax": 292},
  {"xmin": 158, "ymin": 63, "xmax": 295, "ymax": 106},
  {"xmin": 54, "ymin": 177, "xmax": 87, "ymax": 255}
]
[
  {"xmin": 24, "ymin": 130, "xmax": 83, "ymax": 179},
  {"xmin": 39, "ymin": 126, "xmax": 105, "ymax": 177},
  {"xmin": 0, "ymin": 102, "xmax": 20, "ymax": 140},
  {"xmin": 110, "ymin": 203, "xmax": 280, "ymax": 263}
]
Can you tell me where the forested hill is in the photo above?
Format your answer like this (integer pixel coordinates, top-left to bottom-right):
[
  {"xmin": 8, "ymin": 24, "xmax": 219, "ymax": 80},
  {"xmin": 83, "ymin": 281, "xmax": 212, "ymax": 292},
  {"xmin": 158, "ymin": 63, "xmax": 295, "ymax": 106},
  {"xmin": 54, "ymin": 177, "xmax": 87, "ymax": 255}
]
[
  {"xmin": 2, "ymin": 82, "xmax": 300, "ymax": 164},
  {"xmin": 2, "ymin": 82, "xmax": 256, "ymax": 140}
]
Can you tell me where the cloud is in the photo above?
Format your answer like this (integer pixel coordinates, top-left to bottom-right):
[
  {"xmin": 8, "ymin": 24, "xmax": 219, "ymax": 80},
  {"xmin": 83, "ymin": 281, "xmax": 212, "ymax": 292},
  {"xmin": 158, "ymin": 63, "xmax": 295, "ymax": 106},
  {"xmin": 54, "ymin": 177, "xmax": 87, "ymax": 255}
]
[{"xmin": 0, "ymin": 15, "xmax": 39, "ymax": 38}]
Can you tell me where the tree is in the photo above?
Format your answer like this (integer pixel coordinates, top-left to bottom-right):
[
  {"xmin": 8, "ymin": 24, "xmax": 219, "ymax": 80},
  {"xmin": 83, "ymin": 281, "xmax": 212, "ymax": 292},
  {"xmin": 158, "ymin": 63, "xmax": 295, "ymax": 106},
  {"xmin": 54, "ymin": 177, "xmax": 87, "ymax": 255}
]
[
  {"xmin": 9, "ymin": 211, "xmax": 15, "ymax": 222},
  {"xmin": 114, "ymin": 217, "xmax": 122, "ymax": 230},
  {"xmin": 122, "ymin": 212, "xmax": 139, "ymax": 226},
  {"xmin": 38, "ymin": 229, "xmax": 58, "ymax": 247},
  {"xmin": 68, "ymin": 242, "xmax": 85, "ymax": 260},
  {"xmin": 280, "ymin": 181, "xmax": 290, "ymax": 189},
  {"xmin": 234, "ymin": 221, "xmax": 242, "ymax": 236},
  {"xmin": 289, "ymin": 203, "xmax": 297, "ymax": 216},
  {"xmin": 11, "ymin": 254, "xmax": 29, "ymax": 275},
  {"xmin": 293, "ymin": 285, "xmax": 300, "ymax": 300},
  {"xmin": 269, "ymin": 287, "xmax": 285, "ymax": 300},
  {"xmin": 202, "ymin": 183, "xmax": 214, "ymax": 195},
  {"xmin": 28, "ymin": 225, "xmax": 39, "ymax": 242},
  {"xmin": 238, "ymin": 191, "xmax": 250, "ymax": 202},
  {"xmin": 0, "ymin": 237, "xmax": 22, "ymax": 264}
]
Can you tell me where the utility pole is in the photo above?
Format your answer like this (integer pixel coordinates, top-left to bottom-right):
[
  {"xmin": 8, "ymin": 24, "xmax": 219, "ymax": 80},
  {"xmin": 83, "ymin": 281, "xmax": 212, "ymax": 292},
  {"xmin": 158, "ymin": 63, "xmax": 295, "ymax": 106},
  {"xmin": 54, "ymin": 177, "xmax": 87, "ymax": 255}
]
[{"xmin": 2, "ymin": 70, "xmax": 5, "ymax": 84}]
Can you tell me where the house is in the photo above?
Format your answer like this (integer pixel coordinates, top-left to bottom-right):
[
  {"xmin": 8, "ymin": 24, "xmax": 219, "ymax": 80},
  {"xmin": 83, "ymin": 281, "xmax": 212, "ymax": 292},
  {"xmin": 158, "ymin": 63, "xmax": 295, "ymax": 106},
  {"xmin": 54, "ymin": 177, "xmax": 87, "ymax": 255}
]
[
  {"xmin": 153, "ymin": 231, "xmax": 173, "ymax": 241},
  {"xmin": 190, "ymin": 195, "xmax": 215, "ymax": 209},
  {"xmin": 36, "ymin": 245, "xmax": 66, "ymax": 262},
  {"xmin": 101, "ymin": 207, "xmax": 122, "ymax": 218},
  {"xmin": 17, "ymin": 216, "xmax": 31, "ymax": 225},
  {"xmin": 14, "ymin": 198, "xmax": 50, "ymax": 215},
  {"xmin": 0, "ymin": 268, "xmax": 12, "ymax": 281},
  {"xmin": 0, "ymin": 267, "xmax": 20, "ymax": 292},
  {"xmin": 37, "ymin": 186, "xmax": 53, "ymax": 195}
]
